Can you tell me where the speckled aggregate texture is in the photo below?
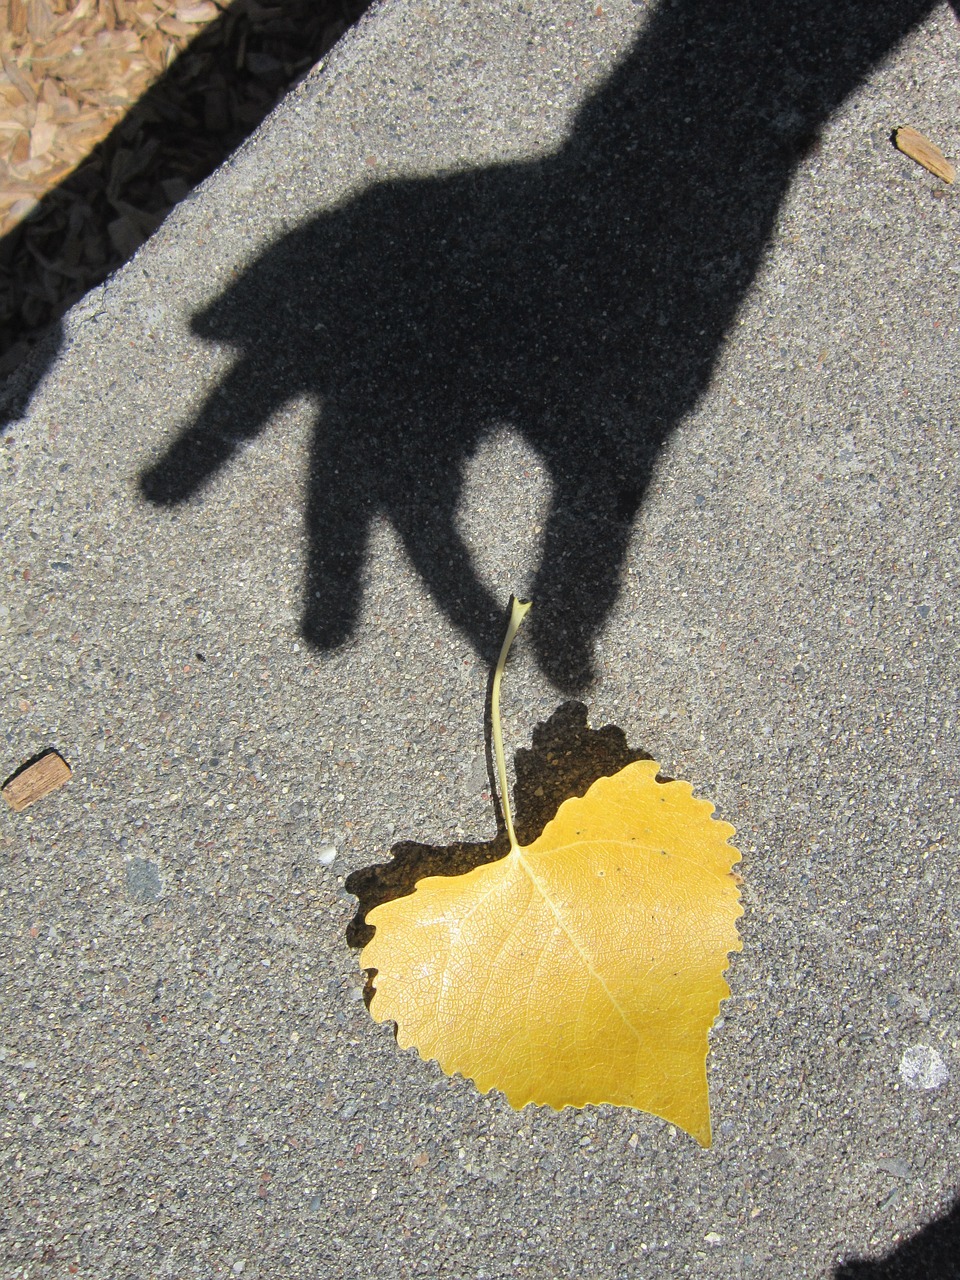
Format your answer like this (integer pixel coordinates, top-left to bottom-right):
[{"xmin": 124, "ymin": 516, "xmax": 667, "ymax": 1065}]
[{"xmin": 1, "ymin": 1, "xmax": 958, "ymax": 1277}]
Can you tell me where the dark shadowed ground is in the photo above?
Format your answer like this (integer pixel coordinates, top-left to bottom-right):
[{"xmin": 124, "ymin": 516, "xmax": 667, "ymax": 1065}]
[{"xmin": 0, "ymin": 0, "xmax": 370, "ymax": 378}]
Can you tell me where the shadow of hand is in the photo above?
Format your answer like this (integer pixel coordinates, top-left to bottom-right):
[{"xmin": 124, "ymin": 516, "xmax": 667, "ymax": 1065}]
[{"xmin": 139, "ymin": 0, "xmax": 935, "ymax": 690}]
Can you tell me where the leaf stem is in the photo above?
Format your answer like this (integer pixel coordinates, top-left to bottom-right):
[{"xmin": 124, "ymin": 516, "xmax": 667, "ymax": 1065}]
[{"xmin": 491, "ymin": 596, "xmax": 532, "ymax": 852}]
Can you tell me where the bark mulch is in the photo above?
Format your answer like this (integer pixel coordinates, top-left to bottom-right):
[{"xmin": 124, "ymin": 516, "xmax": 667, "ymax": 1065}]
[{"xmin": 0, "ymin": 0, "xmax": 369, "ymax": 376}]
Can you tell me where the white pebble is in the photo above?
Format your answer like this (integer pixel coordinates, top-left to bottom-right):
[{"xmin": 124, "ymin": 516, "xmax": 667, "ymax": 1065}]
[
  {"xmin": 899, "ymin": 1044, "xmax": 950, "ymax": 1091},
  {"xmin": 316, "ymin": 844, "xmax": 338, "ymax": 866}
]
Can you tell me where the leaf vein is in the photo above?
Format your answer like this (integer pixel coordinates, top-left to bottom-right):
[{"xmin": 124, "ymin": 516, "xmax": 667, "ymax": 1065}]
[{"xmin": 516, "ymin": 850, "xmax": 646, "ymax": 1047}]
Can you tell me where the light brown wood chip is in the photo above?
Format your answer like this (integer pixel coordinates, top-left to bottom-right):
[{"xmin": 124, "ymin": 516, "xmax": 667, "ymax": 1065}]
[
  {"xmin": 2, "ymin": 750, "xmax": 72, "ymax": 811},
  {"xmin": 894, "ymin": 126, "xmax": 956, "ymax": 184}
]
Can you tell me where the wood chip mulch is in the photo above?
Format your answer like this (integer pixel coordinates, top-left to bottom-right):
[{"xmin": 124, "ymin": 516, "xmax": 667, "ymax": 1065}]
[{"xmin": 0, "ymin": 0, "xmax": 369, "ymax": 376}]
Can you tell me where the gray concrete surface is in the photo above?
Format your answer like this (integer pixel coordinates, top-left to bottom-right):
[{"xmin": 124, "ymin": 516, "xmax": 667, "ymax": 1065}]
[{"xmin": 1, "ymin": 1, "xmax": 959, "ymax": 1276}]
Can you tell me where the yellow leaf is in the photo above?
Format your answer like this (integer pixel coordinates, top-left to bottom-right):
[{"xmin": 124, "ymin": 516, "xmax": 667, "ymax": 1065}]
[{"xmin": 361, "ymin": 600, "xmax": 742, "ymax": 1146}]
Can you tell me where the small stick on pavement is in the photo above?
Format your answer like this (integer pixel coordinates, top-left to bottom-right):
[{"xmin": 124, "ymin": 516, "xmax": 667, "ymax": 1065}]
[
  {"xmin": 893, "ymin": 126, "xmax": 956, "ymax": 184},
  {"xmin": 2, "ymin": 750, "xmax": 72, "ymax": 812}
]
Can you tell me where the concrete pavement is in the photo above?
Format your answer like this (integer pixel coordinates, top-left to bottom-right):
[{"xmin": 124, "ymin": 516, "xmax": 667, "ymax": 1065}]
[{"xmin": 1, "ymin": 1, "xmax": 959, "ymax": 1276}]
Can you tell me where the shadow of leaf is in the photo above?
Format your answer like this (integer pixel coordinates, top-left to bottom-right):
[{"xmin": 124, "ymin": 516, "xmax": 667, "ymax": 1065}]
[{"xmin": 345, "ymin": 699, "xmax": 658, "ymax": 949}]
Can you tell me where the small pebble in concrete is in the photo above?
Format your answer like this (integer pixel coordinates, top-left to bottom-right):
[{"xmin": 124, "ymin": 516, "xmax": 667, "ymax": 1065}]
[
  {"xmin": 316, "ymin": 843, "xmax": 338, "ymax": 865},
  {"xmin": 125, "ymin": 857, "xmax": 162, "ymax": 903},
  {"xmin": 898, "ymin": 1044, "xmax": 950, "ymax": 1090}
]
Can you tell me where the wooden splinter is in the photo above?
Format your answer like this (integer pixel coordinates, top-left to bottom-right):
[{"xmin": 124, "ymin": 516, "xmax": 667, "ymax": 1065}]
[
  {"xmin": 894, "ymin": 126, "xmax": 956, "ymax": 184},
  {"xmin": 2, "ymin": 751, "xmax": 72, "ymax": 812}
]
